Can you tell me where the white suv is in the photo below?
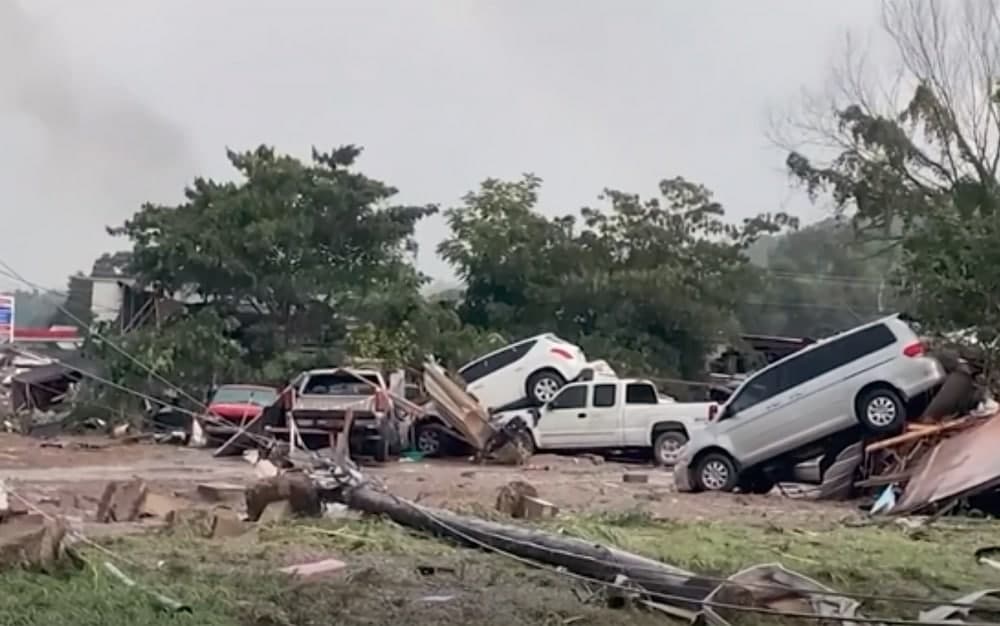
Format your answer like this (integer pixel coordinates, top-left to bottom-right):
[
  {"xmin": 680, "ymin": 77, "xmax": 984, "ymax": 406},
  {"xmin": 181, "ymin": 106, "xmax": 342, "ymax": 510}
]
[{"xmin": 458, "ymin": 334, "xmax": 589, "ymax": 411}]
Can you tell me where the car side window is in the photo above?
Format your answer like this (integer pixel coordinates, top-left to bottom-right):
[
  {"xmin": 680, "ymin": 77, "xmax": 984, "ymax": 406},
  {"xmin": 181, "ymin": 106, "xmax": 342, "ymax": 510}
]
[
  {"xmin": 625, "ymin": 383, "xmax": 657, "ymax": 404},
  {"xmin": 459, "ymin": 339, "xmax": 539, "ymax": 384},
  {"xmin": 782, "ymin": 347, "xmax": 829, "ymax": 391},
  {"xmin": 592, "ymin": 384, "xmax": 616, "ymax": 407},
  {"xmin": 458, "ymin": 357, "xmax": 490, "ymax": 383},
  {"xmin": 727, "ymin": 367, "xmax": 781, "ymax": 415},
  {"xmin": 550, "ymin": 384, "xmax": 587, "ymax": 409}
]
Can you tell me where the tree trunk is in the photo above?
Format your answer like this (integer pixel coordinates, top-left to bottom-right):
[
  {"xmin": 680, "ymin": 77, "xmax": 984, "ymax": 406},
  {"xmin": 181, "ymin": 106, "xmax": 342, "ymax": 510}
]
[{"xmin": 337, "ymin": 484, "xmax": 716, "ymax": 609}]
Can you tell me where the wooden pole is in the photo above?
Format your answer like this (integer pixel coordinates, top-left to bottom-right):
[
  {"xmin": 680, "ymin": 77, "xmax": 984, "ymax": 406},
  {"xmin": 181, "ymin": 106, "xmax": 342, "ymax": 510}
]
[{"xmin": 336, "ymin": 483, "xmax": 717, "ymax": 609}]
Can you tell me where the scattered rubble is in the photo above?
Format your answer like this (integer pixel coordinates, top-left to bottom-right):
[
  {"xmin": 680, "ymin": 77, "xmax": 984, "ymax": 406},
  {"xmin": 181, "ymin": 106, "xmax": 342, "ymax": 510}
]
[
  {"xmin": 245, "ymin": 473, "xmax": 321, "ymax": 521},
  {"xmin": 96, "ymin": 478, "xmax": 148, "ymax": 523},
  {"xmin": 623, "ymin": 473, "xmax": 649, "ymax": 484},
  {"xmin": 278, "ymin": 557, "xmax": 347, "ymax": 579},
  {"xmin": 0, "ymin": 514, "xmax": 67, "ymax": 571},
  {"xmin": 495, "ymin": 480, "xmax": 538, "ymax": 518}
]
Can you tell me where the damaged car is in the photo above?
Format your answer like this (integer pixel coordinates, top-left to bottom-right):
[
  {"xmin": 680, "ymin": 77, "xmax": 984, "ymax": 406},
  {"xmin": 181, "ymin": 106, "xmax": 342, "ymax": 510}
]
[
  {"xmin": 675, "ymin": 315, "xmax": 946, "ymax": 494},
  {"xmin": 457, "ymin": 333, "xmax": 598, "ymax": 411}
]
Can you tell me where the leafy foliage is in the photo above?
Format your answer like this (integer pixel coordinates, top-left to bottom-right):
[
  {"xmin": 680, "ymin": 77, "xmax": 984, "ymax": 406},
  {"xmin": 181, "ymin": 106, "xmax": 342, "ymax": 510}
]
[
  {"xmin": 783, "ymin": 0, "xmax": 1000, "ymax": 344},
  {"xmin": 440, "ymin": 175, "xmax": 797, "ymax": 377},
  {"xmin": 739, "ymin": 220, "xmax": 901, "ymax": 338},
  {"xmin": 97, "ymin": 145, "xmax": 437, "ymax": 394}
]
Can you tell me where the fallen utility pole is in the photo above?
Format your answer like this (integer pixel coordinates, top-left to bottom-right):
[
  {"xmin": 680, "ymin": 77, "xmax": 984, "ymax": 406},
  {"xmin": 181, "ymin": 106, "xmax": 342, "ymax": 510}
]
[{"xmin": 334, "ymin": 482, "xmax": 717, "ymax": 609}]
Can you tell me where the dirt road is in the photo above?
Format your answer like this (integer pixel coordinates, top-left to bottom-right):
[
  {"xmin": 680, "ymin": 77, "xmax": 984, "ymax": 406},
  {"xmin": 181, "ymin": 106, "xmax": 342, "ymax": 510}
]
[{"xmin": 0, "ymin": 434, "xmax": 856, "ymax": 530}]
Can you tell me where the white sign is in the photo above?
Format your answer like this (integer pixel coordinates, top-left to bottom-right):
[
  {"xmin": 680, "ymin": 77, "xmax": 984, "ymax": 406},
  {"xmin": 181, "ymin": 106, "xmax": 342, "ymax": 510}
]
[{"xmin": 0, "ymin": 295, "xmax": 13, "ymax": 344}]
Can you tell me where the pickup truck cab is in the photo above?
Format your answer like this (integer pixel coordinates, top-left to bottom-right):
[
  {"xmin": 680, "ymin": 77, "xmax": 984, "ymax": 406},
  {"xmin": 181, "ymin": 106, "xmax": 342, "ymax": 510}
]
[
  {"xmin": 267, "ymin": 367, "xmax": 396, "ymax": 460},
  {"xmin": 493, "ymin": 378, "xmax": 713, "ymax": 465}
]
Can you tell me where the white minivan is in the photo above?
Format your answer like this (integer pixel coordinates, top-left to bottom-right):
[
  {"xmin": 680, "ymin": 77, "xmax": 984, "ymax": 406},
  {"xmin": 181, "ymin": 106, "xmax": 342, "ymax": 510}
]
[
  {"xmin": 457, "ymin": 334, "xmax": 591, "ymax": 411},
  {"xmin": 675, "ymin": 315, "xmax": 946, "ymax": 493}
]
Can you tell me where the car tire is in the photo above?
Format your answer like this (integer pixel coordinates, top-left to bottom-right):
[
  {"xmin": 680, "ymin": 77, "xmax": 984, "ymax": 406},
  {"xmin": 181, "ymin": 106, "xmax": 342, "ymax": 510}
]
[
  {"xmin": 652, "ymin": 430, "xmax": 688, "ymax": 467},
  {"xmin": 414, "ymin": 425, "xmax": 447, "ymax": 457},
  {"xmin": 693, "ymin": 452, "xmax": 739, "ymax": 492},
  {"xmin": 526, "ymin": 370, "xmax": 566, "ymax": 405},
  {"xmin": 856, "ymin": 387, "xmax": 906, "ymax": 434}
]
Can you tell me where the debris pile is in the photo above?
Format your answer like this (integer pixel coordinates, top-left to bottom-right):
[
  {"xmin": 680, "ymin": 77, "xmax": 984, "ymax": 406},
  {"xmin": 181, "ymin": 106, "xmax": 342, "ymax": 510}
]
[
  {"xmin": 861, "ymin": 403, "xmax": 1000, "ymax": 515},
  {"xmin": 0, "ymin": 481, "xmax": 68, "ymax": 571}
]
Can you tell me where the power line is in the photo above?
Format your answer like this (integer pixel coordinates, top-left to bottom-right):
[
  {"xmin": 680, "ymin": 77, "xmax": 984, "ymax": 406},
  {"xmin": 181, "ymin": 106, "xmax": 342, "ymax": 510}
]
[
  {"xmin": 383, "ymin": 490, "xmax": 995, "ymax": 625},
  {"xmin": 0, "ymin": 259, "xmax": 208, "ymax": 411}
]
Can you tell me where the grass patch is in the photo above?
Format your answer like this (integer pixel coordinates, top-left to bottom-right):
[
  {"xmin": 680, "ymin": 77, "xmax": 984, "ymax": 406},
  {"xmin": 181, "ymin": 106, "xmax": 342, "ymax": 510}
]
[{"xmin": 1, "ymin": 514, "xmax": 999, "ymax": 625}]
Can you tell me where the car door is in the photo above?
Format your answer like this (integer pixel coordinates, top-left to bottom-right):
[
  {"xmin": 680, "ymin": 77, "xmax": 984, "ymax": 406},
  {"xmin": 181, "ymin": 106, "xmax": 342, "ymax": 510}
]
[
  {"xmin": 716, "ymin": 364, "xmax": 794, "ymax": 465},
  {"xmin": 739, "ymin": 349, "xmax": 832, "ymax": 462},
  {"xmin": 788, "ymin": 324, "xmax": 899, "ymax": 437},
  {"xmin": 534, "ymin": 383, "xmax": 589, "ymax": 448},
  {"xmin": 584, "ymin": 382, "xmax": 623, "ymax": 447},
  {"xmin": 464, "ymin": 340, "xmax": 538, "ymax": 410},
  {"xmin": 621, "ymin": 382, "xmax": 659, "ymax": 446}
]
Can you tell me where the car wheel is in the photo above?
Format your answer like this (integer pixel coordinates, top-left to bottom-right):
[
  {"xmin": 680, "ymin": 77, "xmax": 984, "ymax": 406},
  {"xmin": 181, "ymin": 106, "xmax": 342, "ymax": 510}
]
[
  {"xmin": 415, "ymin": 426, "xmax": 446, "ymax": 457},
  {"xmin": 856, "ymin": 387, "xmax": 906, "ymax": 434},
  {"xmin": 653, "ymin": 430, "xmax": 688, "ymax": 467},
  {"xmin": 694, "ymin": 452, "xmax": 739, "ymax": 492},
  {"xmin": 526, "ymin": 370, "xmax": 566, "ymax": 405}
]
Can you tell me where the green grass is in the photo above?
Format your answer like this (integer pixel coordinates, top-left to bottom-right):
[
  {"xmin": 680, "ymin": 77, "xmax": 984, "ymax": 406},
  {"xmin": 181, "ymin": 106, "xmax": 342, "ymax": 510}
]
[{"xmin": 2, "ymin": 514, "xmax": 1000, "ymax": 625}]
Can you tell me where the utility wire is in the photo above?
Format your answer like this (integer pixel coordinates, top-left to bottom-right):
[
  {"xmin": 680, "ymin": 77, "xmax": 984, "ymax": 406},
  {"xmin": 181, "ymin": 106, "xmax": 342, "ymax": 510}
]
[
  {"xmin": 384, "ymin": 490, "xmax": 997, "ymax": 625},
  {"xmin": 0, "ymin": 260, "xmax": 208, "ymax": 411},
  {"xmin": 7, "ymin": 345, "xmax": 993, "ymax": 615}
]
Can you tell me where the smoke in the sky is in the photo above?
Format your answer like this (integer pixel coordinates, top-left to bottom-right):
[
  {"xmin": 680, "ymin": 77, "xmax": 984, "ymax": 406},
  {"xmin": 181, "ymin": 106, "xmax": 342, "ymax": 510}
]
[{"xmin": 0, "ymin": 0, "xmax": 194, "ymax": 286}]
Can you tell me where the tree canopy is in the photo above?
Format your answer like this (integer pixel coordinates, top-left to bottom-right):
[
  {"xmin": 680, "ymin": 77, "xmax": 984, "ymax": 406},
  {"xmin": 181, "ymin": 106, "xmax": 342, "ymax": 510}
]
[
  {"xmin": 780, "ymin": 0, "xmax": 1000, "ymax": 343},
  {"xmin": 86, "ymin": 9, "xmax": 1000, "ymax": 404}
]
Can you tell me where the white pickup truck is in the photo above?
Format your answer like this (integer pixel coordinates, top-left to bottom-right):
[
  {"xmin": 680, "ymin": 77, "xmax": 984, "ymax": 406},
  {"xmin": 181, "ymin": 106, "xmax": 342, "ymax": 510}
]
[{"xmin": 492, "ymin": 378, "xmax": 713, "ymax": 465}]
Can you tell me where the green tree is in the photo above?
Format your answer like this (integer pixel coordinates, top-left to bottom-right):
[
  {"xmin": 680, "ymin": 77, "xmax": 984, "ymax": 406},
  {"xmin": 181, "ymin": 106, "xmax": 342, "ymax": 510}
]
[
  {"xmin": 440, "ymin": 175, "xmax": 796, "ymax": 378},
  {"xmin": 740, "ymin": 220, "xmax": 901, "ymax": 338},
  {"xmin": 779, "ymin": 0, "xmax": 1000, "ymax": 344},
  {"xmin": 101, "ymin": 145, "xmax": 436, "ymax": 392}
]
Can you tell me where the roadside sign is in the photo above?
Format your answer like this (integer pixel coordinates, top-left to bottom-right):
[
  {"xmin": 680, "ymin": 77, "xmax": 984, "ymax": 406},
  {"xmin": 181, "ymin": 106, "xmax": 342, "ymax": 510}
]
[{"xmin": 0, "ymin": 295, "xmax": 13, "ymax": 344}]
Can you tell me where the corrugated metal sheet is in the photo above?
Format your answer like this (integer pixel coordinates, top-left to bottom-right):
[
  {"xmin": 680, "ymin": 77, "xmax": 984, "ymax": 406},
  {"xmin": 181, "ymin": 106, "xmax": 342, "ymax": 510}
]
[{"xmin": 894, "ymin": 413, "xmax": 1000, "ymax": 513}]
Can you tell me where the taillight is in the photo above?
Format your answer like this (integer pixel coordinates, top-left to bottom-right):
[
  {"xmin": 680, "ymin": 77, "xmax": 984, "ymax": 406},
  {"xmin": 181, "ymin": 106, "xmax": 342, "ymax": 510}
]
[
  {"xmin": 550, "ymin": 347, "xmax": 574, "ymax": 360},
  {"xmin": 903, "ymin": 341, "xmax": 925, "ymax": 357}
]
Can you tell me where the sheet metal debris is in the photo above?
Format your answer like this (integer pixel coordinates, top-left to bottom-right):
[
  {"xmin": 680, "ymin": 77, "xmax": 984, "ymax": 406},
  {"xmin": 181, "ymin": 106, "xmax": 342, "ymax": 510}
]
[
  {"xmin": 893, "ymin": 412, "xmax": 1000, "ymax": 514},
  {"xmin": 702, "ymin": 563, "xmax": 865, "ymax": 626},
  {"xmin": 919, "ymin": 589, "xmax": 1000, "ymax": 623}
]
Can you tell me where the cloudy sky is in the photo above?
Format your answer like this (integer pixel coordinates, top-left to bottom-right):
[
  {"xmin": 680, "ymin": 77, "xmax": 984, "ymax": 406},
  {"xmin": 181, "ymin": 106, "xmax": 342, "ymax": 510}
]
[{"xmin": 0, "ymin": 0, "xmax": 881, "ymax": 293}]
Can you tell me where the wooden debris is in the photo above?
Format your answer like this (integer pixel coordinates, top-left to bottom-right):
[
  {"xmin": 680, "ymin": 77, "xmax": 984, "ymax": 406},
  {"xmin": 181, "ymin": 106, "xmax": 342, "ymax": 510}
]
[
  {"xmin": 195, "ymin": 482, "xmax": 245, "ymax": 504},
  {"xmin": 520, "ymin": 495, "xmax": 559, "ymax": 520},
  {"xmin": 96, "ymin": 479, "xmax": 148, "ymax": 523},
  {"xmin": 279, "ymin": 557, "xmax": 347, "ymax": 578},
  {"xmin": 495, "ymin": 481, "xmax": 539, "ymax": 518},
  {"xmin": 140, "ymin": 492, "xmax": 192, "ymax": 519},
  {"xmin": 245, "ymin": 474, "xmax": 321, "ymax": 521},
  {"xmin": 865, "ymin": 418, "xmax": 970, "ymax": 453},
  {"xmin": 0, "ymin": 514, "xmax": 67, "ymax": 570}
]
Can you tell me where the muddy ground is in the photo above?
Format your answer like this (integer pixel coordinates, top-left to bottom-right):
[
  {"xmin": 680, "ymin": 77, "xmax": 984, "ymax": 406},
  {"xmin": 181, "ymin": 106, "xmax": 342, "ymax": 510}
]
[
  {"xmin": 3, "ymin": 434, "xmax": 1000, "ymax": 626},
  {"xmin": 0, "ymin": 433, "xmax": 855, "ymax": 531}
]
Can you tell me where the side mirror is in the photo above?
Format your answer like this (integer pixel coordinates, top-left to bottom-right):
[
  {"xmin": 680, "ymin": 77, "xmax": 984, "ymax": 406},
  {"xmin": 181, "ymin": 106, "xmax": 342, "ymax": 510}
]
[{"xmin": 708, "ymin": 404, "xmax": 719, "ymax": 421}]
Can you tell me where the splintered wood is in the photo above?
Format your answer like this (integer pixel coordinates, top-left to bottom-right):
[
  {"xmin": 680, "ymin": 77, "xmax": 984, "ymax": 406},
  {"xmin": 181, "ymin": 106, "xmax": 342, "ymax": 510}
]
[{"xmin": 857, "ymin": 417, "xmax": 975, "ymax": 489}]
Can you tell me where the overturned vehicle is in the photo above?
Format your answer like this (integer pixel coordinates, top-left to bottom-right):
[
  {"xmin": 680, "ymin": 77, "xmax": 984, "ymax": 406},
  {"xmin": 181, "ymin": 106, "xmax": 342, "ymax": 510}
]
[{"xmin": 674, "ymin": 315, "xmax": 948, "ymax": 497}]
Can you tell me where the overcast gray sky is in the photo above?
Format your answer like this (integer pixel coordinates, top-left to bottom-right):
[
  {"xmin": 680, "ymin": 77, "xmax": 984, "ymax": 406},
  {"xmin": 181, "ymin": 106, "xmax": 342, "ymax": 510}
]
[{"xmin": 0, "ymin": 0, "xmax": 881, "ymax": 293}]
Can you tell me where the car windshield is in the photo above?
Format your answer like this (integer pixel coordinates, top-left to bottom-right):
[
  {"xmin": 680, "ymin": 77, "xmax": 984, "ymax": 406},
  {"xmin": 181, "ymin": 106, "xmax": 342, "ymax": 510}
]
[
  {"xmin": 211, "ymin": 387, "xmax": 278, "ymax": 406},
  {"xmin": 303, "ymin": 373, "xmax": 381, "ymax": 395}
]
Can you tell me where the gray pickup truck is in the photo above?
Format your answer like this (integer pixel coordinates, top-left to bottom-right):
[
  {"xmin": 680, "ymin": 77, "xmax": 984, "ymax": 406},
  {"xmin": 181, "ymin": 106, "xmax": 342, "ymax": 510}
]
[{"xmin": 266, "ymin": 367, "xmax": 398, "ymax": 460}]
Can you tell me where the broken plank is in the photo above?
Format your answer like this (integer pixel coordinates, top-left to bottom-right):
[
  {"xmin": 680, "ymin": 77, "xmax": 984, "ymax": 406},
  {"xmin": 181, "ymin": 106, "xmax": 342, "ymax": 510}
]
[{"xmin": 865, "ymin": 418, "xmax": 969, "ymax": 453}]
